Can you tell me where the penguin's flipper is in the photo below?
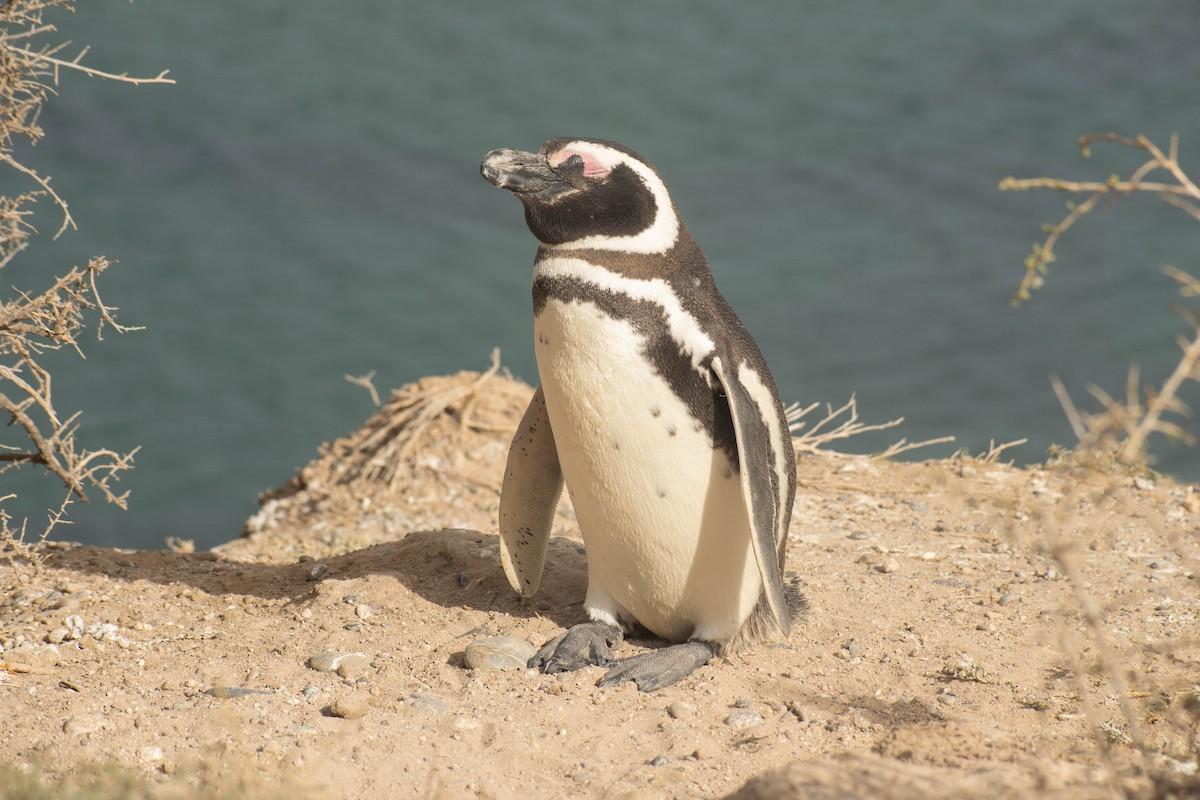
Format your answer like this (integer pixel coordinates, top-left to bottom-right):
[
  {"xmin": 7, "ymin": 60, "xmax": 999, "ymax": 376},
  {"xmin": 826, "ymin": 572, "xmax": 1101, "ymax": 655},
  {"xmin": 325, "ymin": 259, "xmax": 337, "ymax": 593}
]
[
  {"xmin": 710, "ymin": 355, "xmax": 791, "ymax": 634},
  {"xmin": 499, "ymin": 385, "xmax": 564, "ymax": 596}
]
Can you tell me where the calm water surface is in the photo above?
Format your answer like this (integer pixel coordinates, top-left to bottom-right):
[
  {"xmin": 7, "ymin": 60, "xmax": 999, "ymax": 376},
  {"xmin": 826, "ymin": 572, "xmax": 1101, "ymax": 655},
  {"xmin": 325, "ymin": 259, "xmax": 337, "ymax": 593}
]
[{"xmin": 7, "ymin": 1, "xmax": 1199, "ymax": 548}]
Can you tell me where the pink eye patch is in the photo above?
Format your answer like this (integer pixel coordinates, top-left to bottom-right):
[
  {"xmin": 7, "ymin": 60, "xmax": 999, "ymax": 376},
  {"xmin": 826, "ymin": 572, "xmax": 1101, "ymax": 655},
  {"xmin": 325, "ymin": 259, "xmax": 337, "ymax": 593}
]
[{"xmin": 552, "ymin": 149, "xmax": 611, "ymax": 178}]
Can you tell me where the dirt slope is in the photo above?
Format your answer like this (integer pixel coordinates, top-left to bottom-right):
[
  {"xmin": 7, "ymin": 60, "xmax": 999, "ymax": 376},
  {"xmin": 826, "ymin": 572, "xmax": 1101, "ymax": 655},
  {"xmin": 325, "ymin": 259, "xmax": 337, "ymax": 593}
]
[{"xmin": 1, "ymin": 368, "xmax": 1197, "ymax": 799}]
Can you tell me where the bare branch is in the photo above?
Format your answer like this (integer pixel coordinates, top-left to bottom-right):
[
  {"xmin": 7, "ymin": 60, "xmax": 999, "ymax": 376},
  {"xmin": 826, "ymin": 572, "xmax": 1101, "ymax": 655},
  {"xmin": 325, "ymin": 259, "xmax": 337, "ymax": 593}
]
[
  {"xmin": 1002, "ymin": 132, "xmax": 1200, "ymax": 305},
  {"xmin": 6, "ymin": 45, "xmax": 175, "ymax": 86}
]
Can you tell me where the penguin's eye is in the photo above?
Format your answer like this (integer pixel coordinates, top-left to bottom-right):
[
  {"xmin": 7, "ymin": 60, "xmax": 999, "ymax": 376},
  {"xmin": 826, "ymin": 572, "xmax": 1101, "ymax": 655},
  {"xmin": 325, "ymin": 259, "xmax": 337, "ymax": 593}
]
[{"xmin": 553, "ymin": 149, "xmax": 611, "ymax": 179}]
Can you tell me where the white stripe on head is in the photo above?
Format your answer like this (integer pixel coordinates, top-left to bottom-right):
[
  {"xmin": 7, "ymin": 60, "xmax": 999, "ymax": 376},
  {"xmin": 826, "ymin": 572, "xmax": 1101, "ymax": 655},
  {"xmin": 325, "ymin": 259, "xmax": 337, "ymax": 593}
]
[
  {"xmin": 545, "ymin": 141, "xmax": 680, "ymax": 255},
  {"xmin": 536, "ymin": 256, "xmax": 714, "ymax": 374}
]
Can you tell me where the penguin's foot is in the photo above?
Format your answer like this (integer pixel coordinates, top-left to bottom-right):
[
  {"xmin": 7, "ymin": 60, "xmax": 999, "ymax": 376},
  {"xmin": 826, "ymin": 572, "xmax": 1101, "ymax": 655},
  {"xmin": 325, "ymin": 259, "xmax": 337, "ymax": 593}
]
[
  {"xmin": 597, "ymin": 640, "xmax": 719, "ymax": 693},
  {"xmin": 529, "ymin": 622, "xmax": 623, "ymax": 673}
]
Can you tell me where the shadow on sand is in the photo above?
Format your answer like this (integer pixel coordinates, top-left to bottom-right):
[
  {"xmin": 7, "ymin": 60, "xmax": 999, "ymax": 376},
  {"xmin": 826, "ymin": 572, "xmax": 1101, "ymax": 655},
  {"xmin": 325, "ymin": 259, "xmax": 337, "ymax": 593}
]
[{"xmin": 45, "ymin": 528, "xmax": 590, "ymax": 629}]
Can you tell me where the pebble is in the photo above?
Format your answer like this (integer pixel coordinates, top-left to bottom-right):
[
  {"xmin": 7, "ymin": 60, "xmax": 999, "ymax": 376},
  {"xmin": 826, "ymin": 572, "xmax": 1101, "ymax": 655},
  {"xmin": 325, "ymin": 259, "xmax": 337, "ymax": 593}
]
[
  {"xmin": 667, "ymin": 701, "xmax": 694, "ymax": 720},
  {"xmin": 64, "ymin": 615, "xmax": 85, "ymax": 639},
  {"xmin": 723, "ymin": 711, "xmax": 763, "ymax": 729},
  {"xmin": 648, "ymin": 755, "xmax": 670, "ymax": 767},
  {"xmin": 733, "ymin": 698, "xmax": 752, "ymax": 709},
  {"xmin": 407, "ymin": 695, "xmax": 448, "ymax": 716},
  {"xmin": 329, "ymin": 693, "xmax": 369, "ymax": 719},
  {"xmin": 204, "ymin": 686, "xmax": 272, "ymax": 699},
  {"xmin": 137, "ymin": 746, "xmax": 164, "ymax": 763},
  {"xmin": 785, "ymin": 701, "xmax": 810, "ymax": 722},
  {"xmin": 463, "ymin": 637, "xmax": 535, "ymax": 672},
  {"xmin": 997, "ymin": 593, "xmax": 1021, "ymax": 606},
  {"xmin": 46, "ymin": 628, "xmax": 70, "ymax": 645},
  {"xmin": 302, "ymin": 685, "xmax": 321, "ymax": 702},
  {"xmin": 355, "ymin": 604, "xmax": 373, "ymax": 620},
  {"xmin": 63, "ymin": 715, "xmax": 107, "ymax": 736},
  {"xmin": 337, "ymin": 658, "xmax": 369, "ymax": 680},
  {"xmin": 308, "ymin": 651, "xmax": 369, "ymax": 673},
  {"xmin": 305, "ymin": 563, "xmax": 329, "ymax": 581},
  {"xmin": 877, "ymin": 558, "xmax": 900, "ymax": 574}
]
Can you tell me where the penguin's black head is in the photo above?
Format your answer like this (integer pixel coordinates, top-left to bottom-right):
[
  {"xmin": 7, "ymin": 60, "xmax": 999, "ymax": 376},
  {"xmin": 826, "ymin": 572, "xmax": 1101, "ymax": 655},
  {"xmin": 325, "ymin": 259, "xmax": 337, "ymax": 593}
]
[{"xmin": 481, "ymin": 138, "xmax": 679, "ymax": 253}]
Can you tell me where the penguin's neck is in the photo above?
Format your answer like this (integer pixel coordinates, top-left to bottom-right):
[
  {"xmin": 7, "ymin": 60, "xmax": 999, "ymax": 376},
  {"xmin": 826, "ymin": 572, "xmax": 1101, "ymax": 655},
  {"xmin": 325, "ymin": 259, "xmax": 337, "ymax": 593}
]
[{"xmin": 534, "ymin": 226, "xmax": 710, "ymax": 284}]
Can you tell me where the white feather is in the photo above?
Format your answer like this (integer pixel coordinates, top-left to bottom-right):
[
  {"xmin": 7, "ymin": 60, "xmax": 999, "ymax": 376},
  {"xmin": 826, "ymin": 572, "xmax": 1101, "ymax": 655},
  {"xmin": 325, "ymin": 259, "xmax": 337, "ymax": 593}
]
[{"xmin": 535, "ymin": 297, "xmax": 762, "ymax": 644}]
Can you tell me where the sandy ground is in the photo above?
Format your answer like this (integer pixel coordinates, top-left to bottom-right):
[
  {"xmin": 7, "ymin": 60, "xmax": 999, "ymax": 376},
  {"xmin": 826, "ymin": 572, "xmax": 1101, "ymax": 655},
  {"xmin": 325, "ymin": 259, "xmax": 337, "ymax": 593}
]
[{"xmin": 1, "ymin": 367, "xmax": 1198, "ymax": 799}]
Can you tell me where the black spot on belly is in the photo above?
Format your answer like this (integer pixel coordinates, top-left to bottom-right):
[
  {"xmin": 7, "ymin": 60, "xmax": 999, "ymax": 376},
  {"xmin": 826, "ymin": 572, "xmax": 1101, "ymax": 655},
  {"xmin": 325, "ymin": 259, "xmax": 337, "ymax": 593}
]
[
  {"xmin": 532, "ymin": 269, "xmax": 741, "ymax": 466},
  {"xmin": 656, "ymin": 487, "xmax": 667, "ymax": 498},
  {"xmin": 611, "ymin": 439, "xmax": 620, "ymax": 450},
  {"xmin": 666, "ymin": 425, "xmax": 677, "ymax": 437}
]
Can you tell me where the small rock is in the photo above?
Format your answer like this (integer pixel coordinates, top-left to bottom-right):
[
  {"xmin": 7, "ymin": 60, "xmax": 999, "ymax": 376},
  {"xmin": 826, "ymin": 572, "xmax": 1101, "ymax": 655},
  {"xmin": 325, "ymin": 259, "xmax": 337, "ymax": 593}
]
[
  {"xmin": 204, "ymin": 686, "xmax": 272, "ymax": 699},
  {"xmin": 305, "ymin": 563, "xmax": 329, "ymax": 581},
  {"xmin": 308, "ymin": 651, "xmax": 369, "ymax": 673},
  {"xmin": 64, "ymin": 615, "xmax": 85, "ymax": 638},
  {"xmin": 785, "ymin": 701, "xmax": 810, "ymax": 722},
  {"xmin": 667, "ymin": 701, "xmax": 694, "ymax": 720},
  {"xmin": 302, "ymin": 685, "xmax": 321, "ymax": 702},
  {"xmin": 137, "ymin": 746, "xmax": 163, "ymax": 763},
  {"xmin": 337, "ymin": 658, "xmax": 369, "ymax": 680},
  {"xmin": 463, "ymin": 637, "xmax": 535, "ymax": 672},
  {"xmin": 724, "ymin": 711, "xmax": 763, "ymax": 729},
  {"xmin": 355, "ymin": 604, "xmax": 373, "ymax": 620},
  {"xmin": 46, "ymin": 628, "xmax": 70, "ymax": 645},
  {"xmin": 692, "ymin": 745, "xmax": 713, "ymax": 760},
  {"xmin": 997, "ymin": 593, "xmax": 1021, "ymax": 606},
  {"xmin": 1133, "ymin": 476, "xmax": 1155, "ymax": 491},
  {"xmin": 877, "ymin": 558, "xmax": 900, "ymax": 574},
  {"xmin": 329, "ymin": 694, "xmax": 369, "ymax": 719},
  {"xmin": 976, "ymin": 622, "xmax": 997, "ymax": 633},
  {"xmin": 648, "ymin": 755, "xmax": 670, "ymax": 767},
  {"xmin": 63, "ymin": 715, "xmax": 106, "ymax": 736},
  {"xmin": 733, "ymin": 698, "xmax": 752, "ymax": 709},
  {"xmin": 407, "ymin": 695, "xmax": 448, "ymax": 716}
]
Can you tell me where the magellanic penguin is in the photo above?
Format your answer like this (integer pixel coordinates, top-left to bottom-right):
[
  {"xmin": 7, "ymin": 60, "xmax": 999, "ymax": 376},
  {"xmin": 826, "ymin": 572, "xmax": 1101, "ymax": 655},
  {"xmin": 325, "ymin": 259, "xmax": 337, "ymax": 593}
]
[{"xmin": 481, "ymin": 138, "xmax": 799, "ymax": 692}]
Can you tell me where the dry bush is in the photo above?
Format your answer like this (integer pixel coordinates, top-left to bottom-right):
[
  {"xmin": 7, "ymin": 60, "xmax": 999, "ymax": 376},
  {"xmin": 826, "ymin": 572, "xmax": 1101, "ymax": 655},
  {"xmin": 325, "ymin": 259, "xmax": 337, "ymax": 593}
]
[
  {"xmin": 0, "ymin": 0, "xmax": 171, "ymax": 571},
  {"xmin": 1004, "ymin": 135, "xmax": 1200, "ymax": 798},
  {"xmin": 1002, "ymin": 133, "xmax": 1200, "ymax": 467}
]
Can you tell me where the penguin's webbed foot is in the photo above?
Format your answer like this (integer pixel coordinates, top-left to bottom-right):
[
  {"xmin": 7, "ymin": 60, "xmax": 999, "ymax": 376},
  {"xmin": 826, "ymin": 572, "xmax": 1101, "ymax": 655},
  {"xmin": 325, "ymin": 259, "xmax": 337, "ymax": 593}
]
[
  {"xmin": 529, "ymin": 621, "xmax": 623, "ymax": 673},
  {"xmin": 597, "ymin": 640, "xmax": 718, "ymax": 693}
]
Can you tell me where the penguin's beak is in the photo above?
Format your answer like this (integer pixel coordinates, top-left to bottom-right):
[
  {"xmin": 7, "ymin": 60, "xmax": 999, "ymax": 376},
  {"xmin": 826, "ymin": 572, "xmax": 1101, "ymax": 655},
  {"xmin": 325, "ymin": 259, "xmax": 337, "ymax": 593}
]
[{"xmin": 481, "ymin": 148, "xmax": 564, "ymax": 195}]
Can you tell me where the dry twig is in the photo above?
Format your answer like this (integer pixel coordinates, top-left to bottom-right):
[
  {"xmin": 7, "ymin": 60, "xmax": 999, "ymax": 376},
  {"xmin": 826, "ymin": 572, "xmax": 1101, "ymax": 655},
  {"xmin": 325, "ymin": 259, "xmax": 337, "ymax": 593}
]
[
  {"xmin": 1001, "ymin": 132, "xmax": 1200, "ymax": 305},
  {"xmin": 788, "ymin": 394, "xmax": 953, "ymax": 459},
  {"xmin": 1048, "ymin": 268, "xmax": 1200, "ymax": 464}
]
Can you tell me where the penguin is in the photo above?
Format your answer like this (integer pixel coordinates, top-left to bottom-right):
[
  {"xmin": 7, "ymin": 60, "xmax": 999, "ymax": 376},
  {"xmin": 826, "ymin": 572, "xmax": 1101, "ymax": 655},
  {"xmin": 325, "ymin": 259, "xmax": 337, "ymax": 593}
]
[{"xmin": 481, "ymin": 138, "xmax": 798, "ymax": 692}]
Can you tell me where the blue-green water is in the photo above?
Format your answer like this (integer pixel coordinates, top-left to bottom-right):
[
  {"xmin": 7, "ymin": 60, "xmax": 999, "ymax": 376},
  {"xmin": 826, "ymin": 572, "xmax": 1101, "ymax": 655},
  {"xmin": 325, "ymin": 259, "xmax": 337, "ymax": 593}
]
[{"xmin": 6, "ymin": 0, "xmax": 1200, "ymax": 549}]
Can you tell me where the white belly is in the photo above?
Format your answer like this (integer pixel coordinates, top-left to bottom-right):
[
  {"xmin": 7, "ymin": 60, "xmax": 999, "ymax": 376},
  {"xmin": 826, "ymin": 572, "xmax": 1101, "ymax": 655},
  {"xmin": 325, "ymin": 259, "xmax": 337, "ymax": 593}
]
[{"xmin": 535, "ymin": 297, "xmax": 762, "ymax": 643}]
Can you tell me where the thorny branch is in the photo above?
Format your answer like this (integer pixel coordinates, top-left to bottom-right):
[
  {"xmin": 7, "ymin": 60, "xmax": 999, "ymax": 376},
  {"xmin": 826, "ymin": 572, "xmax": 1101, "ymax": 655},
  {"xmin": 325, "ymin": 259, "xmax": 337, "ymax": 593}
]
[
  {"xmin": 1, "ymin": 0, "xmax": 166, "ymax": 568},
  {"xmin": 1001, "ymin": 132, "xmax": 1200, "ymax": 305},
  {"xmin": 1005, "ymin": 134, "xmax": 1200, "ymax": 464}
]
